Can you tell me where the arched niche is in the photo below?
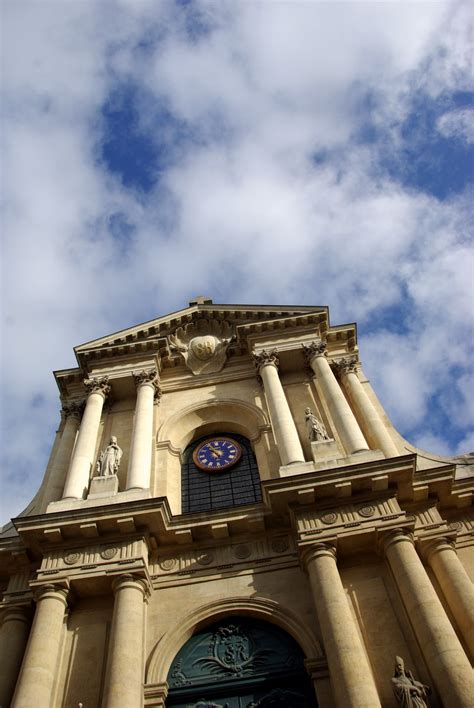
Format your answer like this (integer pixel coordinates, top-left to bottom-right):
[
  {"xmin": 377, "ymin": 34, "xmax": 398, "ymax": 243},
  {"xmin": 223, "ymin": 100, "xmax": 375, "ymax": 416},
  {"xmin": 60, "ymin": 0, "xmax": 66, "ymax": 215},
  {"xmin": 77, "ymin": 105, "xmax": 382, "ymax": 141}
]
[
  {"xmin": 154, "ymin": 400, "xmax": 275, "ymax": 513},
  {"xmin": 146, "ymin": 596, "xmax": 323, "ymax": 687}
]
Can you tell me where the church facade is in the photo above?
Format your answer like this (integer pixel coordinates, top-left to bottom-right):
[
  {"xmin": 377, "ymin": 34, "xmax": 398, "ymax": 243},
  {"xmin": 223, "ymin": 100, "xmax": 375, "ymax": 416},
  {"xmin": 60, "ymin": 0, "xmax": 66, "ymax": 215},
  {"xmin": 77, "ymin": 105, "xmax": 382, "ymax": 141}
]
[{"xmin": 0, "ymin": 300, "xmax": 472, "ymax": 707}]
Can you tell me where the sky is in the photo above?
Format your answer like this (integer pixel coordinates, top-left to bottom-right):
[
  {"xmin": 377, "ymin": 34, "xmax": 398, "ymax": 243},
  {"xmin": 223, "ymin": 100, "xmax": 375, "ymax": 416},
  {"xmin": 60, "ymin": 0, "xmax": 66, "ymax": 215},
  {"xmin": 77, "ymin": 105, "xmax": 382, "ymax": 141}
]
[{"xmin": 1, "ymin": 0, "xmax": 473, "ymax": 525}]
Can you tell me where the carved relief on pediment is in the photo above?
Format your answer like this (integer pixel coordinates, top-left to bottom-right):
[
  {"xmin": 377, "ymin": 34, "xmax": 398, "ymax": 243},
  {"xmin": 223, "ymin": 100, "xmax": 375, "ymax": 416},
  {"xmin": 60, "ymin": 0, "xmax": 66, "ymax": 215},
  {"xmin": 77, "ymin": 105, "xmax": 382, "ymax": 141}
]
[{"xmin": 169, "ymin": 319, "xmax": 234, "ymax": 375}]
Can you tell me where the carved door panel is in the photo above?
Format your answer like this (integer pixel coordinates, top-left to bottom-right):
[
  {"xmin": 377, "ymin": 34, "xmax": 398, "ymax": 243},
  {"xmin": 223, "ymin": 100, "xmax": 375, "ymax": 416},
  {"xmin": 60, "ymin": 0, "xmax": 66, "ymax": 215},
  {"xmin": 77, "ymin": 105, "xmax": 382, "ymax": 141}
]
[{"xmin": 166, "ymin": 618, "xmax": 316, "ymax": 708}]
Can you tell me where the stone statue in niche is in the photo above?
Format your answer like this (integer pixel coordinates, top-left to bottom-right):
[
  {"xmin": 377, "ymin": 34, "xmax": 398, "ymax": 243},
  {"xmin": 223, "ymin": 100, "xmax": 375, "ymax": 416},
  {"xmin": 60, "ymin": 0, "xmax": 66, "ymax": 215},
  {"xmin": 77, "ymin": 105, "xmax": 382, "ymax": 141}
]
[
  {"xmin": 169, "ymin": 319, "xmax": 234, "ymax": 375},
  {"xmin": 304, "ymin": 408, "xmax": 330, "ymax": 442},
  {"xmin": 96, "ymin": 436, "xmax": 122, "ymax": 476},
  {"xmin": 392, "ymin": 656, "xmax": 430, "ymax": 707}
]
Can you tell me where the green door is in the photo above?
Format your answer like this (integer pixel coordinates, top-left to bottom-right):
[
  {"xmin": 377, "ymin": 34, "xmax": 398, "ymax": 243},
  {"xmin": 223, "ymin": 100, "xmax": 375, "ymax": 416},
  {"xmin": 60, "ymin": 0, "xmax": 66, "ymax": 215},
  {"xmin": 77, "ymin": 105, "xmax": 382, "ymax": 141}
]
[{"xmin": 166, "ymin": 617, "xmax": 317, "ymax": 708}]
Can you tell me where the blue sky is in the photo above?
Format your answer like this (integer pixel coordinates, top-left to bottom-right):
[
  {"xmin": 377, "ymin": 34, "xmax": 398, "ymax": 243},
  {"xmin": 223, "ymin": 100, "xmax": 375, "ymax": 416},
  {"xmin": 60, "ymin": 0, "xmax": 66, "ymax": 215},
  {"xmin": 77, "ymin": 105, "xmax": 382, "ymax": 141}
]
[{"xmin": 1, "ymin": 0, "xmax": 473, "ymax": 523}]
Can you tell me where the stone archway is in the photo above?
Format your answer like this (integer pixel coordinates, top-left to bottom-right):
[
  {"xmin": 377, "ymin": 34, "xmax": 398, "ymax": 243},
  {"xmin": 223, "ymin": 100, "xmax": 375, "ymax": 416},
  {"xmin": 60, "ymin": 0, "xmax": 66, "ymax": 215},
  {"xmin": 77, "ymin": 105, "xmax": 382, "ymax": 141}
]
[
  {"xmin": 145, "ymin": 597, "xmax": 324, "ymax": 708},
  {"xmin": 153, "ymin": 399, "xmax": 274, "ymax": 513},
  {"xmin": 157, "ymin": 398, "xmax": 271, "ymax": 450},
  {"xmin": 164, "ymin": 616, "xmax": 316, "ymax": 707}
]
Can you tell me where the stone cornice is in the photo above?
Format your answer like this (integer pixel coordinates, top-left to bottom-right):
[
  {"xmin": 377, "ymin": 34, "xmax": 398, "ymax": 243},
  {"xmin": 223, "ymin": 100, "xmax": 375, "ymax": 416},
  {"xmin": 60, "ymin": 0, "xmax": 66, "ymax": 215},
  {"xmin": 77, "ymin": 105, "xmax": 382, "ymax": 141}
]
[
  {"xmin": 8, "ymin": 454, "xmax": 468, "ymax": 565},
  {"xmin": 75, "ymin": 305, "xmax": 326, "ymax": 354}
]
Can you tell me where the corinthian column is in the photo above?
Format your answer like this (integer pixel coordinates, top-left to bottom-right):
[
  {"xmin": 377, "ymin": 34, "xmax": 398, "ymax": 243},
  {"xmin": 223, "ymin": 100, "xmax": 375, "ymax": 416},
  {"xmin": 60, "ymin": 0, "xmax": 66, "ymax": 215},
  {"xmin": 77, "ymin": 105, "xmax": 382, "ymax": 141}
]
[
  {"xmin": 12, "ymin": 585, "xmax": 69, "ymax": 708},
  {"xmin": 0, "ymin": 606, "xmax": 31, "ymax": 708},
  {"xmin": 62, "ymin": 377, "xmax": 110, "ymax": 499},
  {"xmin": 126, "ymin": 369, "xmax": 161, "ymax": 490},
  {"xmin": 102, "ymin": 575, "xmax": 149, "ymax": 708},
  {"xmin": 335, "ymin": 358, "xmax": 399, "ymax": 458},
  {"xmin": 253, "ymin": 350, "xmax": 305, "ymax": 466},
  {"xmin": 382, "ymin": 530, "xmax": 472, "ymax": 707},
  {"xmin": 423, "ymin": 536, "xmax": 474, "ymax": 660},
  {"xmin": 302, "ymin": 543, "xmax": 381, "ymax": 707},
  {"xmin": 303, "ymin": 342, "xmax": 369, "ymax": 455}
]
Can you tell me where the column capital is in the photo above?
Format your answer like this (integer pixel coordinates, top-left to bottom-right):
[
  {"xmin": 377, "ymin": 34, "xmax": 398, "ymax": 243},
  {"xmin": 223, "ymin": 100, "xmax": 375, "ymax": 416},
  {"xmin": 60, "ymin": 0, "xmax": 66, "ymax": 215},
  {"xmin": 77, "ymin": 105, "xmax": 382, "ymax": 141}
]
[
  {"xmin": 302, "ymin": 340, "xmax": 327, "ymax": 365},
  {"xmin": 61, "ymin": 400, "xmax": 85, "ymax": 420},
  {"xmin": 133, "ymin": 368, "xmax": 162, "ymax": 402},
  {"xmin": 33, "ymin": 583, "xmax": 70, "ymax": 607},
  {"xmin": 84, "ymin": 376, "xmax": 111, "ymax": 399},
  {"xmin": 252, "ymin": 349, "xmax": 279, "ymax": 374},
  {"xmin": 378, "ymin": 527, "xmax": 414, "ymax": 554},
  {"xmin": 418, "ymin": 534, "xmax": 457, "ymax": 562},
  {"xmin": 331, "ymin": 356, "xmax": 359, "ymax": 378},
  {"xmin": 300, "ymin": 541, "xmax": 337, "ymax": 568},
  {"xmin": 0, "ymin": 603, "xmax": 32, "ymax": 626},
  {"xmin": 111, "ymin": 573, "xmax": 150, "ymax": 599}
]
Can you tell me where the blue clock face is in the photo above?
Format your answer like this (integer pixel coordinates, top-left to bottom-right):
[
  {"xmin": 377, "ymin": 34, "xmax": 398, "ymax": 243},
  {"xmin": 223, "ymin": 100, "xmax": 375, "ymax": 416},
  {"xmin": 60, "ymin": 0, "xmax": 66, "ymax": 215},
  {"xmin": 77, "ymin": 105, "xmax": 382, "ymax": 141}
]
[{"xmin": 193, "ymin": 437, "xmax": 242, "ymax": 472}]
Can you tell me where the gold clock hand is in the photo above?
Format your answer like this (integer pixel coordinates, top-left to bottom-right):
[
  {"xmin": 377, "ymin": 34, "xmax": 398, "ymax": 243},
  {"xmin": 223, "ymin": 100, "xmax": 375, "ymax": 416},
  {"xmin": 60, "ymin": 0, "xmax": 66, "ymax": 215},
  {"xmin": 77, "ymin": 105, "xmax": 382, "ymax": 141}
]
[{"xmin": 208, "ymin": 444, "xmax": 223, "ymax": 457}]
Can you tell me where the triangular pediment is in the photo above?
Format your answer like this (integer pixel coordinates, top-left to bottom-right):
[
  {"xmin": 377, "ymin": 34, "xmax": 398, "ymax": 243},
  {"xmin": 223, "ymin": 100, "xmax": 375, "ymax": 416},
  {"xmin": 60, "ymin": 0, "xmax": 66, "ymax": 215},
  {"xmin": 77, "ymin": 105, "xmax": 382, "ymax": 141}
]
[{"xmin": 74, "ymin": 302, "xmax": 328, "ymax": 355}]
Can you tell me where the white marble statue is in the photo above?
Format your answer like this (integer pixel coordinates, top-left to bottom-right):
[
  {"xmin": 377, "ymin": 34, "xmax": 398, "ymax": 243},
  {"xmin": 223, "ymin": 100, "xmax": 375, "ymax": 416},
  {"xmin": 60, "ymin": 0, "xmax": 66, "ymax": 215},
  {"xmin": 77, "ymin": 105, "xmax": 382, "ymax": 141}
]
[
  {"xmin": 304, "ymin": 407, "xmax": 330, "ymax": 442},
  {"xmin": 392, "ymin": 656, "xmax": 430, "ymax": 708},
  {"xmin": 96, "ymin": 436, "xmax": 122, "ymax": 476}
]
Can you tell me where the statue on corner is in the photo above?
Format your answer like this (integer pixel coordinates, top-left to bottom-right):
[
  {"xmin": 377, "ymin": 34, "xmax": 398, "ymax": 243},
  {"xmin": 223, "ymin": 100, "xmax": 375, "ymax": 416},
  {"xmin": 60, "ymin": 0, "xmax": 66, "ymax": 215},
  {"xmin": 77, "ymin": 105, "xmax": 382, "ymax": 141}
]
[
  {"xmin": 304, "ymin": 407, "xmax": 330, "ymax": 442},
  {"xmin": 392, "ymin": 656, "xmax": 430, "ymax": 708},
  {"xmin": 96, "ymin": 436, "xmax": 122, "ymax": 477}
]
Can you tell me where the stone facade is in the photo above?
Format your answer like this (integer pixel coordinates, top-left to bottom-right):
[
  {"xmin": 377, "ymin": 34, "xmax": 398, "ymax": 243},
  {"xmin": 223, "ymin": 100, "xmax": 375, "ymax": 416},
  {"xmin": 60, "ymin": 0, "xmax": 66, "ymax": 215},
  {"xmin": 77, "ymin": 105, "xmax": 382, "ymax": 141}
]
[{"xmin": 0, "ymin": 300, "xmax": 472, "ymax": 707}]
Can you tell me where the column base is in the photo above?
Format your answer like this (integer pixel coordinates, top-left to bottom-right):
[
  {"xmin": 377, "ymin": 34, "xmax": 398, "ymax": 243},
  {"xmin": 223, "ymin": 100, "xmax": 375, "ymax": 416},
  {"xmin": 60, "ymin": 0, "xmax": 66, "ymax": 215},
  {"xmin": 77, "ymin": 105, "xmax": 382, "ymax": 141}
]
[
  {"xmin": 47, "ymin": 488, "xmax": 151, "ymax": 513},
  {"xmin": 312, "ymin": 443, "xmax": 384, "ymax": 470},
  {"xmin": 279, "ymin": 461, "xmax": 317, "ymax": 477},
  {"xmin": 88, "ymin": 474, "xmax": 119, "ymax": 499}
]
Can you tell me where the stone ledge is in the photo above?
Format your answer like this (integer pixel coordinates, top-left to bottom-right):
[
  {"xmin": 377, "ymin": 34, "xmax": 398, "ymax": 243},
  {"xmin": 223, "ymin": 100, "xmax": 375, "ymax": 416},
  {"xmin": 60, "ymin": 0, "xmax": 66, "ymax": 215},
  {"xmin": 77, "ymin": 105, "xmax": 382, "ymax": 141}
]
[{"xmin": 46, "ymin": 488, "xmax": 151, "ymax": 514}]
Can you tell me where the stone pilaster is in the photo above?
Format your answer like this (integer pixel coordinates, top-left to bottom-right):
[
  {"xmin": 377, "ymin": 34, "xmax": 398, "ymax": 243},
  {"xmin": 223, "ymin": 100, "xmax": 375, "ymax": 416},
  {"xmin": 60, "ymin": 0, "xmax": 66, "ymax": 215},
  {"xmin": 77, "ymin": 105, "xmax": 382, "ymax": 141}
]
[
  {"xmin": 11, "ymin": 584, "xmax": 69, "ymax": 708},
  {"xmin": 44, "ymin": 402, "xmax": 83, "ymax": 504},
  {"xmin": 335, "ymin": 358, "xmax": 399, "ymax": 458},
  {"xmin": 253, "ymin": 350, "xmax": 305, "ymax": 466},
  {"xmin": 0, "ymin": 605, "xmax": 31, "ymax": 708},
  {"xmin": 62, "ymin": 377, "xmax": 110, "ymax": 499},
  {"xmin": 102, "ymin": 575, "xmax": 149, "ymax": 708},
  {"xmin": 302, "ymin": 543, "xmax": 381, "ymax": 707},
  {"xmin": 382, "ymin": 529, "xmax": 472, "ymax": 707},
  {"xmin": 126, "ymin": 370, "xmax": 160, "ymax": 490},
  {"xmin": 421, "ymin": 536, "xmax": 474, "ymax": 661},
  {"xmin": 303, "ymin": 342, "xmax": 369, "ymax": 455}
]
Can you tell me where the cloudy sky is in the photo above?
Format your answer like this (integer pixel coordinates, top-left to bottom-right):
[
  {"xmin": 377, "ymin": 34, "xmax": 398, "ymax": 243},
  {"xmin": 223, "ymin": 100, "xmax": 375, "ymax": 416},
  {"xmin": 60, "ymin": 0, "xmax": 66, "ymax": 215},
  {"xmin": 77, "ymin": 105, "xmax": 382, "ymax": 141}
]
[{"xmin": 1, "ymin": 0, "xmax": 473, "ymax": 524}]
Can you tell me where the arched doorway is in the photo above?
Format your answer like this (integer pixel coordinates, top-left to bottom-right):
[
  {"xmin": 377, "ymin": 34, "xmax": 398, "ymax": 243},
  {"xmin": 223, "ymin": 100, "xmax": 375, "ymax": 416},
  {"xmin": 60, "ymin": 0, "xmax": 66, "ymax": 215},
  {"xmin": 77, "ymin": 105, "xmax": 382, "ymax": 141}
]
[{"xmin": 165, "ymin": 616, "xmax": 317, "ymax": 707}]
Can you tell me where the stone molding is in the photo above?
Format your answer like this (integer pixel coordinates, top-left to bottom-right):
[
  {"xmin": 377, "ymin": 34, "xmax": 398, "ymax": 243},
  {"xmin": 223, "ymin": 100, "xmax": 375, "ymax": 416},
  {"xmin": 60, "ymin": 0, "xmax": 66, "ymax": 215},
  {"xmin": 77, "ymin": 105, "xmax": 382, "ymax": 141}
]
[
  {"xmin": 151, "ymin": 535, "xmax": 295, "ymax": 582},
  {"xmin": 294, "ymin": 497, "xmax": 406, "ymax": 545},
  {"xmin": 36, "ymin": 538, "xmax": 150, "ymax": 591},
  {"xmin": 83, "ymin": 376, "xmax": 111, "ymax": 399},
  {"xmin": 144, "ymin": 681, "xmax": 168, "ymax": 707}
]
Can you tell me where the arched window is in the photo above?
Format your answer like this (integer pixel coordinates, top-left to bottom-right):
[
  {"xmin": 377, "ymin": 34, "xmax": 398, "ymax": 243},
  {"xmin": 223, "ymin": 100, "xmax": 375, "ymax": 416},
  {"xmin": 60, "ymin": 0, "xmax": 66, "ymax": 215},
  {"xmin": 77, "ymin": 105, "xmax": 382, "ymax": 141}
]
[
  {"xmin": 181, "ymin": 433, "xmax": 262, "ymax": 513},
  {"xmin": 166, "ymin": 616, "xmax": 316, "ymax": 707}
]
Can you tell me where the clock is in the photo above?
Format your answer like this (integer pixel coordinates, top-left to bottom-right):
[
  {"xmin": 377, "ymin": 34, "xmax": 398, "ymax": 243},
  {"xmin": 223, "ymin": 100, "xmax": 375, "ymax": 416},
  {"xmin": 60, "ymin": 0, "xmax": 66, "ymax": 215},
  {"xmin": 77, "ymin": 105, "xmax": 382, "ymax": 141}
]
[{"xmin": 193, "ymin": 437, "xmax": 242, "ymax": 472}]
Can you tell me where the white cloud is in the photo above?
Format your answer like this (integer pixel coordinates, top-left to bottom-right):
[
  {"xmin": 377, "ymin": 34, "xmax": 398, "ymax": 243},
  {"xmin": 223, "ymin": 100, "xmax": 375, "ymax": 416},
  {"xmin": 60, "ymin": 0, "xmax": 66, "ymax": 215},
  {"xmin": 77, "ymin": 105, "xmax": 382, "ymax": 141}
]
[
  {"xmin": 437, "ymin": 108, "xmax": 474, "ymax": 144},
  {"xmin": 1, "ymin": 0, "xmax": 473, "ymax": 523}
]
